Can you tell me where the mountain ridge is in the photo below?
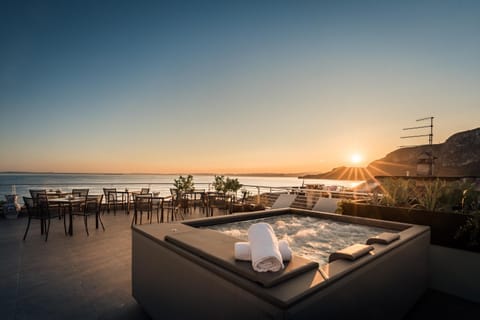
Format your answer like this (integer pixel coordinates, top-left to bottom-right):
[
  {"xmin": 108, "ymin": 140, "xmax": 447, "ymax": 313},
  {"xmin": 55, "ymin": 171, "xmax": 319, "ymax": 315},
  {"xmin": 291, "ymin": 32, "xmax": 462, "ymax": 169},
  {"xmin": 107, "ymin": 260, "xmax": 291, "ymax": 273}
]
[{"xmin": 302, "ymin": 127, "xmax": 480, "ymax": 180}]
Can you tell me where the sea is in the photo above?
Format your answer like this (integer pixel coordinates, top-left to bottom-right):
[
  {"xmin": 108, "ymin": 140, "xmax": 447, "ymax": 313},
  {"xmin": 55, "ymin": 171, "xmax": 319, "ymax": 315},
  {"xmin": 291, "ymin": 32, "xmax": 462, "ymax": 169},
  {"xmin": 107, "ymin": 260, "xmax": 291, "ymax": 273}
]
[{"xmin": 0, "ymin": 173, "xmax": 364, "ymax": 204}]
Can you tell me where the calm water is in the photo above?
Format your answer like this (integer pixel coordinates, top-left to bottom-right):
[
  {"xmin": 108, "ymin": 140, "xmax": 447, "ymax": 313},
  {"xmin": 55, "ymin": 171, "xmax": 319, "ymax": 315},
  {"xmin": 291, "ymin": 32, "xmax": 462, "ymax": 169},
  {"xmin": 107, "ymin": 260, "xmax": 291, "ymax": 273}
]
[
  {"xmin": 0, "ymin": 173, "xmax": 363, "ymax": 204},
  {"xmin": 205, "ymin": 214, "xmax": 391, "ymax": 266}
]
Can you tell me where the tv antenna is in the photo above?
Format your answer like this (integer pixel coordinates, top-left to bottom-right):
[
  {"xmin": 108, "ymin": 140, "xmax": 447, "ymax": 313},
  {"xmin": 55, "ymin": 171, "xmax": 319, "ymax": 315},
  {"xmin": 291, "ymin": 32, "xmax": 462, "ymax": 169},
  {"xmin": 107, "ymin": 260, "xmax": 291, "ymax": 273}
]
[
  {"xmin": 400, "ymin": 116, "xmax": 435, "ymax": 176},
  {"xmin": 399, "ymin": 117, "xmax": 434, "ymax": 148}
]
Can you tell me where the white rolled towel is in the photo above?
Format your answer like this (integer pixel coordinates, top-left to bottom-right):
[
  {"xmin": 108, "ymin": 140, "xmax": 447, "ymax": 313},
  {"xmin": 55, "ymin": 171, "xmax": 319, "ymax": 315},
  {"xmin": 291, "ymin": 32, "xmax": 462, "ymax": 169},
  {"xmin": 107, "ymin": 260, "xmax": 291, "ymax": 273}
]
[
  {"xmin": 234, "ymin": 240, "xmax": 292, "ymax": 262},
  {"xmin": 247, "ymin": 222, "xmax": 284, "ymax": 272}
]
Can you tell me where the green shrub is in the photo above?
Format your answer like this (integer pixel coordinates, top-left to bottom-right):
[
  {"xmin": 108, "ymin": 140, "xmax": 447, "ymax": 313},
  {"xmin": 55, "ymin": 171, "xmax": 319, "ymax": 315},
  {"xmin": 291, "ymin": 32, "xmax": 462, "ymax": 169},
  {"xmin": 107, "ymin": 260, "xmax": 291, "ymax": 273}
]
[{"xmin": 173, "ymin": 175, "xmax": 195, "ymax": 192}]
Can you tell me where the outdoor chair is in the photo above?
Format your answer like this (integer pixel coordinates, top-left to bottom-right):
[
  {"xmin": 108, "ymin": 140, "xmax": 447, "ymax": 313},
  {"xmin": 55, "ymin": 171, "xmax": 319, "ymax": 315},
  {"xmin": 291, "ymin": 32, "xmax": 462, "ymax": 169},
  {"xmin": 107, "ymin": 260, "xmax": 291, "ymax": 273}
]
[
  {"xmin": 72, "ymin": 188, "xmax": 89, "ymax": 197},
  {"xmin": 165, "ymin": 189, "xmax": 189, "ymax": 221},
  {"xmin": 71, "ymin": 188, "xmax": 89, "ymax": 212},
  {"xmin": 103, "ymin": 188, "xmax": 124, "ymax": 215},
  {"xmin": 161, "ymin": 195, "xmax": 179, "ymax": 222},
  {"xmin": 23, "ymin": 194, "xmax": 64, "ymax": 241},
  {"xmin": 140, "ymin": 188, "xmax": 150, "ymax": 194},
  {"xmin": 151, "ymin": 192, "xmax": 164, "ymax": 223},
  {"xmin": 131, "ymin": 194, "xmax": 155, "ymax": 225},
  {"xmin": 73, "ymin": 194, "xmax": 105, "ymax": 236},
  {"xmin": 207, "ymin": 193, "xmax": 231, "ymax": 217}
]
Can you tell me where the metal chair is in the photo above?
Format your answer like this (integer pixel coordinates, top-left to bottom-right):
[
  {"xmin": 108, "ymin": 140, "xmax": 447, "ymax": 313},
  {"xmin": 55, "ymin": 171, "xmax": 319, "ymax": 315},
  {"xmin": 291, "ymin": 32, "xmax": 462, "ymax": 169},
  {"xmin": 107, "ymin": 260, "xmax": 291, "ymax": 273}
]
[
  {"xmin": 103, "ymin": 188, "xmax": 124, "ymax": 215},
  {"xmin": 71, "ymin": 188, "xmax": 89, "ymax": 212},
  {"xmin": 23, "ymin": 193, "xmax": 63, "ymax": 241},
  {"xmin": 207, "ymin": 193, "xmax": 231, "ymax": 217},
  {"xmin": 73, "ymin": 194, "xmax": 105, "ymax": 236},
  {"xmin": 131, "ymin": 194, "xmax": 154, "ymax": 225}
]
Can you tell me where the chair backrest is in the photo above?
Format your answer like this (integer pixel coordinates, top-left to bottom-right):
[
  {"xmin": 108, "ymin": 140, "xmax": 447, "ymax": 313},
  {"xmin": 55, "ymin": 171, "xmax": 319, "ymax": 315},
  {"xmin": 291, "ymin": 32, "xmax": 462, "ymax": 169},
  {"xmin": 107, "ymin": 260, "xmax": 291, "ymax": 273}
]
[
  {"xmin": 72, "ymin": 188, "xmax": 89, "ymax": 198},
  {"xmin": 140, "ymin": 188, "xmax": 150, "ymax": 194},
  {"xmin": 29, "ymin": 189, "xmax": 47, "ymax": 207},
  {"xmin": 35, "ymin": 192, "xmax": 50, "ymax": 213},
  {"xmin": 23, "ymin": 197, "xmax": 36, "ymax": 215},
  {"xmin": 85, "ymin": 194, "xmax": 104, "ymax": 213},
  {"xmin": 208, "ymin": 194, "xmax": 226, "ymax": 207},
  {"xmin": 103, "ymin": 188, "xmax": 117, "ymax": 201},
  {"xmin": 134, "ymin": 194, "xmax": 152, "ymax": 210},
  {"xmin": 271, "ymin": 194, "xmax": 296, "ymax": 209},
  {"xmin": 312, "ymin": 197, "xmax": 341, "ymax": 213}
]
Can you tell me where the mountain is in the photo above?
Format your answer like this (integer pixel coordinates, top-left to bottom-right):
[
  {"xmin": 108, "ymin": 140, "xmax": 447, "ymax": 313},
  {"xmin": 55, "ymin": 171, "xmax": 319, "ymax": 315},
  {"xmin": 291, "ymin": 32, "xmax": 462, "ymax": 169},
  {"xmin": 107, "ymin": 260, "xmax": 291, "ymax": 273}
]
[{"xmin": 302, "ymin": 127, "xmax": 480, "ymax": 180}]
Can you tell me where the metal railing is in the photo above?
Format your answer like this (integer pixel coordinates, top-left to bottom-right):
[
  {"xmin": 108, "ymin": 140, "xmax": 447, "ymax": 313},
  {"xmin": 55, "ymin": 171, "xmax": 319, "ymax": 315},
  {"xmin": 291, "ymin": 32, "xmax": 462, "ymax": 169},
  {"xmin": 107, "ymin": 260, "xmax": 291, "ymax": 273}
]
[{"xmin": 1, "ymin": 183, "xmax": 373, "ymax": 208}]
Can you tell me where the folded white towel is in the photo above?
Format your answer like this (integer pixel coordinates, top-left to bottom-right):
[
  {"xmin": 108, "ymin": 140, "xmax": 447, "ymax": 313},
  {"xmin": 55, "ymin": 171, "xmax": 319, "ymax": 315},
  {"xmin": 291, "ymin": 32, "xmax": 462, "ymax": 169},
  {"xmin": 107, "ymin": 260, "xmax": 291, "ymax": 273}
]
[
  {"xmin": 247, "ymin": 222, "xmax": 284, "ymax": 272},
  {"xmin": 234, "ymin": 240, "xmax": 292, "ymax": 261}
]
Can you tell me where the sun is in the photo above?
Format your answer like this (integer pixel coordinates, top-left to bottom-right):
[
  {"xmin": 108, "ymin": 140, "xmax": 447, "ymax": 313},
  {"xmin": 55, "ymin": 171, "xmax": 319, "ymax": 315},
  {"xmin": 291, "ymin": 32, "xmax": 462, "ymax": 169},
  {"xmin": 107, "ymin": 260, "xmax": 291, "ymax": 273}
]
[{"xmin": 351, "ymin": 154, "xmax": 363, "ymax": 164}]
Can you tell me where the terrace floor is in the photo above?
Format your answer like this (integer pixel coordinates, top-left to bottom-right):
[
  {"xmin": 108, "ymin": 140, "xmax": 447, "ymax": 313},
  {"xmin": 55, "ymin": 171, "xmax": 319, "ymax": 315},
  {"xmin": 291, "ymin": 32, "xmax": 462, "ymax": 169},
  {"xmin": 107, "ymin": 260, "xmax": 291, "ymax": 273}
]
[{"xmin": 0, "ymin": 208, "xmax": 478, "ymax": 319}]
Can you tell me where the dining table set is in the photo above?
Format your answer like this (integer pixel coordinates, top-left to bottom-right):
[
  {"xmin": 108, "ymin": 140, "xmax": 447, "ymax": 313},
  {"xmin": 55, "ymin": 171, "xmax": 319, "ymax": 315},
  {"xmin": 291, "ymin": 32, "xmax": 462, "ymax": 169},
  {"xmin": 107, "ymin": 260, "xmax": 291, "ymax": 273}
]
[
  {"xmin": 22, "ymin": 187, "xmax": 244, "ymax": 241},
  {"xmin": 24, "ymin": 189, "xmax": 105, "ymax": 241}
]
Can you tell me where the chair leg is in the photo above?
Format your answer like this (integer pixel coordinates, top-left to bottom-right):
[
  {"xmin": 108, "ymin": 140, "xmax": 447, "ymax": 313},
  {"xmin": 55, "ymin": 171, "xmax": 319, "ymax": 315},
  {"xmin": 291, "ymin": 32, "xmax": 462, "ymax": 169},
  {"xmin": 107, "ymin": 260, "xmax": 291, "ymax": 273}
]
[
  {"xmin": 131, "ymin": 211, "xmax": 136, "ymax": 226},
  {"xmin": 84, "ymin": 215, "xmax": 89, "ymax": 236},
  {"xmin": 45, "ymin": 218, "xmax": 51, "ymax": 242},
  {"xmin": 96, "ymin": 210, "xmax": 105, "ymax": 231},
  {"xmin": 23, "ymin": 217, "xmax": 32, "ymax": 240},
  {"xmin": 63, "ymin": 213, "xmax": 67, "ymax": 235}
]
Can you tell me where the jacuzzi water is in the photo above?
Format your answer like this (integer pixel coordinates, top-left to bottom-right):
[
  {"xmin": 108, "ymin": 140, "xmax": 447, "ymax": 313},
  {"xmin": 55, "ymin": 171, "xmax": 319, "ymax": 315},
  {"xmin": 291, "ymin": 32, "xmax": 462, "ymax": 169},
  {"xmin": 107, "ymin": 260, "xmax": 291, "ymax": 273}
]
[{"xmin": 205, "ymin": 214, "xmax": 395, "ymax": 265}]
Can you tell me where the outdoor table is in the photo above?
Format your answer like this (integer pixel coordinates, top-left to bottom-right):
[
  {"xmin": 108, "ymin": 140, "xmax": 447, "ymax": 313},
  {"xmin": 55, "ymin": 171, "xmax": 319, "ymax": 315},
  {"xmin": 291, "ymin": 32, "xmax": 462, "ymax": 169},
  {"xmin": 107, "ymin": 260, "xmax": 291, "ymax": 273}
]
[
  {"xmin": 152, "ymin": 194, "xmax": 170, "ymax": 223},
  {"xmin": 48, "ymin": 197, "xmax": 86, "ymax": 236}
]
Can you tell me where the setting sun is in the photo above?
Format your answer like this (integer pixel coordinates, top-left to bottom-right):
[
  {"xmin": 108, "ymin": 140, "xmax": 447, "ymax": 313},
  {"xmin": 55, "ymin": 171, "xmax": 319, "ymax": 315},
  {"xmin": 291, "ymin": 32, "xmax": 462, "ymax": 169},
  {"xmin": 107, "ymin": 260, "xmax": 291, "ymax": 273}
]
[{"xmin": 351, "ymin": 154, "xmax": 363, "ymax": 164}]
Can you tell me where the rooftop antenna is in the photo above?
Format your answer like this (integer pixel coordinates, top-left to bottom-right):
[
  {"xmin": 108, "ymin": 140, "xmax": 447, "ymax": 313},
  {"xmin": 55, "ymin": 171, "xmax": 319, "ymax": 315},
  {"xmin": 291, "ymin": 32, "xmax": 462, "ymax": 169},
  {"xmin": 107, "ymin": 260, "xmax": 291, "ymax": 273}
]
[
  {"xmin": 400, "ymin": 117, "xmax": 435, "ymax": 175},
  {"xmin": 400, "ymin": 117, "xmax": 434, "ymax": 147}
]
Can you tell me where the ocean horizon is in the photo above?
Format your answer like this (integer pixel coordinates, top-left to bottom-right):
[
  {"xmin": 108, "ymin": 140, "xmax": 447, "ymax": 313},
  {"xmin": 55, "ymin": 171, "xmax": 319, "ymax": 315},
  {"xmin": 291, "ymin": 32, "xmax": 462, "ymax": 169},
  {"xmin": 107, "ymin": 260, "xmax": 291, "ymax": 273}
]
[{"xmin": 0, "ymin": 173, "xmax": 363, "ymax": 204}]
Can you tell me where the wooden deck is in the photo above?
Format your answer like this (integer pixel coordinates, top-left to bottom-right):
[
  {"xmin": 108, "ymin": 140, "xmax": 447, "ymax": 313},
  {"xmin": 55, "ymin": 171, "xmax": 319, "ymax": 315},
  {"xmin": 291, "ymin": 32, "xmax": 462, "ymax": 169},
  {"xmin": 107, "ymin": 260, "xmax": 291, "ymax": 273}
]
[{"xmin": 0, "ymin": 209, "xmax": 478, "ymax": 319}]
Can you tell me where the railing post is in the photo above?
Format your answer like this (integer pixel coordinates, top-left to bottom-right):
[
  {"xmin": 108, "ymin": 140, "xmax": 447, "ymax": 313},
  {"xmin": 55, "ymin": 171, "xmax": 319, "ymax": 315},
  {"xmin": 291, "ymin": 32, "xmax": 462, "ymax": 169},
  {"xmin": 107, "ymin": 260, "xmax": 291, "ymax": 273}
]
[{"xmin": 256, "ymin": 186, "xmax": 261, "ymax": 204}]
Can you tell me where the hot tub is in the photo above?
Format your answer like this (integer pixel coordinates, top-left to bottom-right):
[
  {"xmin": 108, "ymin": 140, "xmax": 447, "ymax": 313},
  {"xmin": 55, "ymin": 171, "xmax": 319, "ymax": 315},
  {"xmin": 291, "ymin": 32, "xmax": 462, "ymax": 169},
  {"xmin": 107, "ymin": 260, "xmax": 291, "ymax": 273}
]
[{"xmin": 132, "ymin": 208, "xmax": 430, "ymax": 319}]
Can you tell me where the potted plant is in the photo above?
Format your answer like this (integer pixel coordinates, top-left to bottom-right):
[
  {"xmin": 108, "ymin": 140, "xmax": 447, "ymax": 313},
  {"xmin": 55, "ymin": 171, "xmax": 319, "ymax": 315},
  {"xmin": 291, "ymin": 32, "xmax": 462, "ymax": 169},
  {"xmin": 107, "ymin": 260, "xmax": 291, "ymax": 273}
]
[
  {"xmin": 224, "ymin": 177, "xmax": 242, "ymax": 194},
  {"xmin": 340, "ymin": 177, "xmax": 480, "ymax": 251},
  {"xmin": 173, "ymin": 175, "xmax": 195, "ymax": 193},
  {"xmin": 211, "ymin": 176, "xmax": 243, "ymax": 194},
  {"xmin": 212, "ymin": 175, "xmax": 225, "ymax": 193}
]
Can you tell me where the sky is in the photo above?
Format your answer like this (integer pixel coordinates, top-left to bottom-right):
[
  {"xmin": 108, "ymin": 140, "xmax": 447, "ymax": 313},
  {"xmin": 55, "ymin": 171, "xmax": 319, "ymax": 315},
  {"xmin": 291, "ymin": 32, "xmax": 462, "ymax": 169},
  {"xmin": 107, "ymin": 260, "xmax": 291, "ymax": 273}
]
[{"xmin": 1, "ymin": 0, "xmax": 479, "ymax": 174}]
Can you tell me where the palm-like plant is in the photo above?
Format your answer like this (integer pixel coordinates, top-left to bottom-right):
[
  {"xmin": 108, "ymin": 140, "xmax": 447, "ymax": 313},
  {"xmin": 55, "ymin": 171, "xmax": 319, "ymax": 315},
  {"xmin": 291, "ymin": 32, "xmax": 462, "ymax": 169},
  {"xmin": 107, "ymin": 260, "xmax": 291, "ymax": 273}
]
[
  {"xmin": 173, "ymin": 175, "xmax": 195, "ymax": 192},
  {"xmin": 212, "ymin": 175, "xmax": 225, "ymax": 192},
  {"xmin": 377, "ymin": 178, "xmax": 415, "ymax": 207},
  {"xmin": 413, "ymin": 178, "xmax": 447, "ymax": 212},
  {"xmin": 212, "ymin": 176, "xmax": 242, "ymax": 194}
]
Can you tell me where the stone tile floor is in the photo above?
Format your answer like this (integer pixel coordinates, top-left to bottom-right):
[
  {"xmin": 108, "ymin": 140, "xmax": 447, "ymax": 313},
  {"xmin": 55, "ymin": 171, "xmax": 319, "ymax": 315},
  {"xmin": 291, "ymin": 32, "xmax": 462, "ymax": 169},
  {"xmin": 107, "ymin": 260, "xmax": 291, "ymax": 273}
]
[{"xmin": 0, "ymin": 209, "xmax": 478, "ymax": 319}]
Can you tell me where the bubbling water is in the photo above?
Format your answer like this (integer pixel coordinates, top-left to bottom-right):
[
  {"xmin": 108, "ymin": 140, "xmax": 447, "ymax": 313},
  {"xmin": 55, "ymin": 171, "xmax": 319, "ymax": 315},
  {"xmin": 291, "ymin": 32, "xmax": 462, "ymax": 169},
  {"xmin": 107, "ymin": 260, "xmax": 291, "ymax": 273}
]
[{"xmin": 205, "ymin": 214, "xmax": 394, "ymax": 266}]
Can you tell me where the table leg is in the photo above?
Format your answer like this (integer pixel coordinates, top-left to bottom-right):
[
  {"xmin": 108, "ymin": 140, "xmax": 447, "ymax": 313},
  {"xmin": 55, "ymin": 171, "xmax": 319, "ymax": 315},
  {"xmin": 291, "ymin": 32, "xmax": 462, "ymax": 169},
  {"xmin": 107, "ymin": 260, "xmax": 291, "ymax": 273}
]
[
  {"xmin": 161, "ymin": 200, "xmax": 164, "ymax": 223},
  {"xmin": 127, "ymin": 192, "xmax": 131, "ymax": 214},
  {"xmin": 69, "ymin": 204, "xmax": 73, "ymax": 236}
]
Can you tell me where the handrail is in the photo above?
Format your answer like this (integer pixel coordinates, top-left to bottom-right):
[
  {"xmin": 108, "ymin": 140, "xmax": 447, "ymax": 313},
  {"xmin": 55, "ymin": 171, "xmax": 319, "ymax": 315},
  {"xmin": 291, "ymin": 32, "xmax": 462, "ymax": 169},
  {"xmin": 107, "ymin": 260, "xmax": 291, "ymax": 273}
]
[{"xmin": 1, "ymin": 182, "xmax": 373, "ymax": 207}]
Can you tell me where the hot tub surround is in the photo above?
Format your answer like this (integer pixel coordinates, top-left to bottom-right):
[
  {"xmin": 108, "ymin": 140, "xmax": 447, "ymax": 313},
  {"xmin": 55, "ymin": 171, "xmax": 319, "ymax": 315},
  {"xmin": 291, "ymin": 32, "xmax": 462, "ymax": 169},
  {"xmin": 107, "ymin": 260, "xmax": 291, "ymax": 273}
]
[{"xmin": 132, "ymin": 208, "xmax": 430, "ymax": 320}]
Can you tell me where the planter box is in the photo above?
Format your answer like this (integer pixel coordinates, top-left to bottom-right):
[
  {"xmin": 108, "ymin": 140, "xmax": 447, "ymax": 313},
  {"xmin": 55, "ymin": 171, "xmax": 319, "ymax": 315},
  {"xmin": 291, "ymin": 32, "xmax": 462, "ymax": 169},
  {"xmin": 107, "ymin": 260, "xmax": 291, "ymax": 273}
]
[{"xmin": 341, "ymin": 203, "xmax": 478, "ymax": 252}]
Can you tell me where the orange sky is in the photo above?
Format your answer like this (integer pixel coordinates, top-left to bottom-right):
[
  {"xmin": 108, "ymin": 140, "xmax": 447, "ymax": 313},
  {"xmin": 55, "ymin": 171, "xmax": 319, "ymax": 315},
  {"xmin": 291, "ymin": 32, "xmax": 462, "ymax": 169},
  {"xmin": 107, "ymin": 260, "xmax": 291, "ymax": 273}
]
[{"xmin": 1, "ymin": 1, "xmax": 479, "ymax": 174}]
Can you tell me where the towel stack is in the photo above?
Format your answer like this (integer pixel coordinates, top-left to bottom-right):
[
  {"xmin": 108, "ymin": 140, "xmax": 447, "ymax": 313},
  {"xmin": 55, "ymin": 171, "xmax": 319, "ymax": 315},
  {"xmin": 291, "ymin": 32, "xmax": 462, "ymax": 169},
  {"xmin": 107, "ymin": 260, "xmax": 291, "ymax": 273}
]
[{"xmin": 235, "ymin": 222, "xmax": 292, "ymax": 272}]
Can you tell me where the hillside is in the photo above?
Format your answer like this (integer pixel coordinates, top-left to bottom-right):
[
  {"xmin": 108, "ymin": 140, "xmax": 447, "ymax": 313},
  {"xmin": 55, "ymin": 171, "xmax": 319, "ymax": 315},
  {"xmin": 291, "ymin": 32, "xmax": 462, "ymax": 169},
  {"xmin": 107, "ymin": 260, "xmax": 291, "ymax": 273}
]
[{"xmin": 302, "ymin": 127, "xmax": 480, "ymax": 180}]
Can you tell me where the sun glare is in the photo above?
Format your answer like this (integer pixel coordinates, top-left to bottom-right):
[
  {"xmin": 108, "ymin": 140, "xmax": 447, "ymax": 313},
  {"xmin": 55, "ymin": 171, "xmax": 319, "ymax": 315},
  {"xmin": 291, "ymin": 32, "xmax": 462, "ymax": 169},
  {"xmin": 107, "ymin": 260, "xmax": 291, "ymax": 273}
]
[{"xmin": 351, "ymin": 154, "xmax": 362, "ymax": 164}]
